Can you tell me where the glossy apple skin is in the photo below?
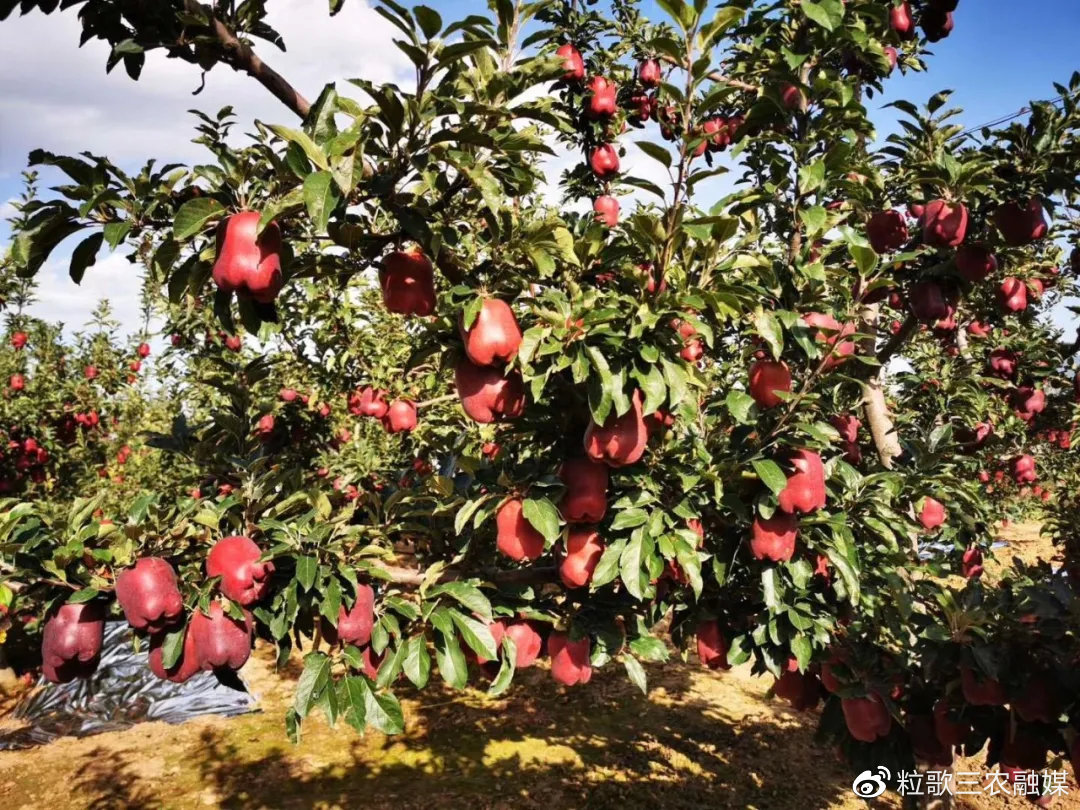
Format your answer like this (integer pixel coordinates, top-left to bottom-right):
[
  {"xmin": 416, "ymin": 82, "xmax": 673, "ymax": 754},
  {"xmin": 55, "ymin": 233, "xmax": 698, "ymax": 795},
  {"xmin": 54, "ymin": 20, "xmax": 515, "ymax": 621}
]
[
  {"xmin": 459, "ymin": 298, "xmax": 522, "ymax": 367},
  {"xmin": 379, "ymin": 249, "xmax": 436, "ymax": 316},
  {"xmin": 697, "ymin": 620, "xmax": 731, "ymax": 670},
  {"xmin": 584, "ymin": 389, "xmax": 647, "ymax": 467},
  {"xmin": 115, "ymin": 557, "xmax": 184, "ymax": 633},
  {"xmin": 777, "ymin": 450, "xmax": 826, "ymax": 514},
  {"xmin": 556, "ymin": 44, "xmax": 584, "ymax": 81},
  {"xmin": 559, "ymin": 458, "xmax": 608, "ymax": 523},
  {"xmin": 548, "ymin": 632, "xmax": 592, "ymax": 685},
  {"xmin": 206, "ymin": 536, "xmax": 274, "ymax": 606},
  {"xmin": 41, "ymin": 602, "xmax": 105, "ymax": 683},
  {"xmin": 324, "ymin": 584, "xmax": 376, "ymax": 646},
  {"xmin": 212, "ymin": 212, "xmax": 283, "ymax": 304},
  {"xmin": 148, "ymin": 626, "xmax": 202, "ymax": 684},
  {"xmin": 455, "ymin": 359, "xmax": 526, "ymax": 424},
  {"xmin": 559, "ymin": 528, "xmax": 604, "ymax": 588},
  {"xmin": 750, "ymin": 512, "xmax": 798, "ymax": 562},
  {"xmin": 382, "ymin": 400, "xmax": 418, "ymax": 433},
  {"xmin": 920, "ymin": 199, "xmax": 968, "ymax": 247},
  {"xmin": 495, "ymin": 498, "xmax": 546, "ymax": 561},
  {"xmin": 748, "ymin": 360, "xmax": 792, "ymax": 409},
  {"xmin": 190, "ymin": 602, "xmax": 253, "ymax": 671}
]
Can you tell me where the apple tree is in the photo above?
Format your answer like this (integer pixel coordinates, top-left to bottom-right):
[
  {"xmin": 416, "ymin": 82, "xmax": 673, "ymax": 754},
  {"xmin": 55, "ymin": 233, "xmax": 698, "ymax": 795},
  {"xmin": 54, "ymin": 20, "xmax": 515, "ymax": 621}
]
[{"xmin": 4, "ymin": 0, "xmax": 1080, "ymax": 793}]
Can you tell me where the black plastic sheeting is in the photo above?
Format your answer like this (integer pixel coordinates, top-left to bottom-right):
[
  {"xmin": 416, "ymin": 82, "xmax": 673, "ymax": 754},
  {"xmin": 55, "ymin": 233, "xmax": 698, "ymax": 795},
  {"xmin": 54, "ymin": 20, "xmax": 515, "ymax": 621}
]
[{"xmin": 1, "ymin": 621, "xmax": 257, "ymax": 750}]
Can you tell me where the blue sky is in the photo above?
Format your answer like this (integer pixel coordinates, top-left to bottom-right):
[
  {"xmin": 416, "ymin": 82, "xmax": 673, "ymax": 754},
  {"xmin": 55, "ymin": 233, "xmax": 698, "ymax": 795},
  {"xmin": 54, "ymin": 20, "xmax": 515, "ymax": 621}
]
[{"xmin": 0, "ymin": 0, "xmax": 1077, "ymax": 331}]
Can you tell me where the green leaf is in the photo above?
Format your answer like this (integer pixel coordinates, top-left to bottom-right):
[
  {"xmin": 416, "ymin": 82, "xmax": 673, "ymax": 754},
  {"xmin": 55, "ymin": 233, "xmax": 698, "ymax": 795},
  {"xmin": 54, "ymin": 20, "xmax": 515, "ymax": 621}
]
[
  {"xmin": 430, "ymin": 581, "xmax": 492, "ymax": 621},
  {"xmin": 635, "ymin": 140, "xmax": 672, "ymax": 169},
  {"xmin": 802, "ymin": 0, "xmax": 844, "ymax": 31},
  {"xmin": 623, "ymin": 655, "xmax": 648, "ymax": 695},
  {"xmin": 403, "ymin": 635, "xmax": 431, "ymax": 688},
  {"xmin": 413, "ymin": 4, "xmax": 442, "ymax": 37},
  {"xmin": 725, "ymin": 388, "xmax": 756, "ymax": 423},
  {"xmin": 159, "ymin": 626, "xmax": 186, "ymax": 670},
  {"xmin": 338, "ymin": 676, "xmax": 367, "ymax": 732},
  {"xmin": 434, "ymin": 624, "xmax": 468, "ymax": 689},
  {"xmin": 295, "ymin": 555, "xmax": 318, "ymax": 591},
  {"xmin": 173, "ymin": 197, "xmax": 225, "ymax": 240},
  {"xmin": 360, "ymin": 678, "xmax": 405, "ymax": 734},
  {"xmin": 267, "ymin": 124, "xmax": 330, "ymax": 171},
  {"xmin": 487, "ymin": 634, "xmax": 517, "ymax": 697},
  {"xmin": 753, "ymin": 309, "xmax": 784, "ymax": 360},
  {"xmin": 450, "ymin": 610, "xmax": 498, "ymax": 661},
  {"xmin": 69, "ymin": 233, "xmax": 103, "ymax": 284},
  {"xmin": 102, "ymin": 220, "xmax": 132, "ymax": 250},
  {"xmin": 303, "ymin": 170, "xmax": 340, "ymax": 234},
  {"xmin": 293, "ymin": 652, "xmax": 331, "ymax": 719},
  {"xmin": 67, "ymin": 587, "xmax": 100, "ymax": 604},
  {"xmin": 521, "ymin": 497, "xmax": 560, "ymax": 544},
  {"xmin": 753, "ymin": 459, "xmax": 788, "ymax": 497}
]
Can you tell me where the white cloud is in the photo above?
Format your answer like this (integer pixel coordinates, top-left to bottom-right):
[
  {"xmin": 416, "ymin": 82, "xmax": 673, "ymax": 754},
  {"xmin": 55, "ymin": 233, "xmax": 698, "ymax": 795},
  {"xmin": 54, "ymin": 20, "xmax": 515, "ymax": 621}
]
[
  {"xmin": 0, "ymin": 0, "xmax": 412, "ymax": 171},
  {"xmin": 22, "ymin": 250, "xmax": 147, "ymax": 337}
]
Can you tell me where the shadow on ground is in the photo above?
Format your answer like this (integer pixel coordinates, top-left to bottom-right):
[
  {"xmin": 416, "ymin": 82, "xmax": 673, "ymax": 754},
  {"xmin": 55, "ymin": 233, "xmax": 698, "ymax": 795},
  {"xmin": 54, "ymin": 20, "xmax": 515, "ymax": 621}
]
[{"xmin": 55, "ymin": 657, "xmax": 865, "ymax": 810}]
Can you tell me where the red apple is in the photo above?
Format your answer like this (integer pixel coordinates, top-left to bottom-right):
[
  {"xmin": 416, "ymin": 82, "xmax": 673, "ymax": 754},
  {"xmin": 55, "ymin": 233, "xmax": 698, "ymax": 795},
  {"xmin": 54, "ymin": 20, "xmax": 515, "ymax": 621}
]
[
  {"xmin": 353, "ymin": 386, "xmax": 389, "ymax": 419},
  {"xmin": 955, "ymin": 244, "xmax": 997, "ymax": 282},
  {"xmin": 41, "ymin": 602, "xmax": 105, "ymax": 683},
  {"xmin": 890, "ymin": 1, "xmax": 915, "ymax": 37},
  {"xmin": 961, "ymin": 665, "xmax": 1006, "ymax": 705},
  {"xmin": 920, "ymin": 199, "xmax": 968, "ymax": 247},
  {"xmin": 559, "ymin": 527, "xmax": 604, "ymax": 588},
  {"xmin": 190, "ymin": 601, "xmax": 253, "ymax": 671},
  {"xmin": 11, "ymin": 331, "xmax": 27, "ymax": 350},
  {"xmin": 455, "ymin": 359, "xmax": 526, "ymax": 423},
  {"xmin": 559, "ymin": 458, "xmax": 608, "ymax": 523},
  {"xmin": 777, "ymin": 450, "xmax": 826, "ymax": 514},
  {"xmin": 842, "ymin": 694, "xmax": 892, "ymax": 742},
  {"xmin": 585, "ymin": 76, "xmax": 617, "ymax": 118},
  {"xmin": 148, "ymin": 626, "xmax": 202, "ymax": 683},
  {"xmin": 382, "ymin": 399, "xmax": 418, "ymax": 433},
  {"xmin": 115, "ymin": 557, "xmax": 184, "ymax": 633},
  {"xmin": 696, "ymin": 619, "xmax": 730, "ymax": 670},
  {"xmin": 325, "ymin": 584, "xmax": 375, "ymax": 646},
  {"xmin": 589, "ymin": 144, "xmax": 620, "ymax": 179},
  {"xmin": 773, "ymin": 658, "xmax": 821, "ymax": 711},
  {"xmin": 866, "ymin": 209, "xmax": 909, "ymax": 253},
  {"xmin": 748, "ymin": 359, "xmax": 792, "ymax": 408},
  {"xmin": 206, "ymin": 535, "xmax": 274, "ymax": 606},
  {"xmin": 212, "ymin": 211, "xmax": 284, "ymax": 303},
  {"xmin": 593, "ymin": 195, "xmax": 620, "ymax": 227},
  {"xmin": 917, "ymin": 496, "xmax": 946, "ymax": 530},
  {"xmin": 548, "ymin": 632, "xmax": 591, "ymax": 685},
  {"xmin": 779, "ymin": 82, "xmax": 805, "ymax": 110},
  {"xmin": 988, "ymin": 348, "xmax": 1018, "ymax": 378},
  {"xmin": 998, "ymin": 277, "xmax": 1028, "ymax": 312},
  {"xmin": 921, "ymin": 8, "xmax": 953, "ymax": 41},
  {"xmin": 909, "ymin": 280, "xmax": 954, "ymax": 322},
  {"xmin": 460, "ymin": 298, "xmax": 522, "ymax": 367},
  {"xmin": 830, "ymin": 414, "xmax": 860, "ymax": 443},
  {"xmin": 379, "ymin": 249, "xmax": 436, "ymax": 316},
  {"xmin": 993, "ymin": 198, "xmax": 1048, "ymax": 246},
  {"xmin": 750, "ymin": 512, "xmax": 798, "ymax": 562},
  {"xmin": 556, "ymin": 43, "xmax": 585, "ymax": 82},
  {"xmin": 502, "ymin": 620, "xmax": 543, "ymax": 668},
  {"xmin": 583, "ymin": 389, "xmax": 647, "ymax": 467},
  {"xmin": 495, "ymin": 498, "xmax": 546, "ymax": 561},
  {"xmin": 638, "ymin": 58, "xmax": 661, "ymax": 87}
]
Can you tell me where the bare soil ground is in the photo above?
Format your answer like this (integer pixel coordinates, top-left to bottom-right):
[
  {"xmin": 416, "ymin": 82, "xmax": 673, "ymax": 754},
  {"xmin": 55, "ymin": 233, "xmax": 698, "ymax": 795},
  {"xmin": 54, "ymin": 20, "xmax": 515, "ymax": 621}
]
[{"xmin": 0, "ymin": 522, "xmax": 1074, "ymax": 810}]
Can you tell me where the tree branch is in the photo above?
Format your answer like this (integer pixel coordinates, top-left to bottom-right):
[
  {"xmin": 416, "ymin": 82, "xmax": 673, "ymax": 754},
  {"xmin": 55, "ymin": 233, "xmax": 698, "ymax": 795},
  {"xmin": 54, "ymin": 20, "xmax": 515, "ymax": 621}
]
[
  {"xmin": 657, "ymin": 54, "xmax": 760, "ymax": 94},
  {"xmin": 877, "ymin": 313, "xmax": 919, "ymax": 364},
  {"xmin": 207, "ymin": 12, "xmax": 311, "ymax": 119},
  {"xmin": 373, "ymin": 562, "xmax": 556, "ymax": 587}
]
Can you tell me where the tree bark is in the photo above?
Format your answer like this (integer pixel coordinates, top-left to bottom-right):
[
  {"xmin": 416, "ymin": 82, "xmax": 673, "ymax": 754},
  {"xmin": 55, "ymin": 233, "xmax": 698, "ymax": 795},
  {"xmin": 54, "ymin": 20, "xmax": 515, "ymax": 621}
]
[{"xmin": 208, "ymin": 13, "xmax": 311, "ymax": 119}]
